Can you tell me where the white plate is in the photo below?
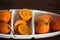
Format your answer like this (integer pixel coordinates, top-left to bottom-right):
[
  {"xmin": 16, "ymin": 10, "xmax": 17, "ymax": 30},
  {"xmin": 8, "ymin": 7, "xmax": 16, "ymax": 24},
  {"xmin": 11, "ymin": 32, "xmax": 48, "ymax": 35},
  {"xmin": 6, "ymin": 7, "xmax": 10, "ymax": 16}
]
[{"xmin": 0, "ymin": 9, "xmax": 60, "ymax": 39}]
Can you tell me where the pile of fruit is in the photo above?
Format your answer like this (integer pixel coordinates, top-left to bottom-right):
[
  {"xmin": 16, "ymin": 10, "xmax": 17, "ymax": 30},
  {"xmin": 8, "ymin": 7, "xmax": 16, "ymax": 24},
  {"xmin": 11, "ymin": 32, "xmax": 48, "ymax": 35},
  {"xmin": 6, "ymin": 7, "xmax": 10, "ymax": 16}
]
[
  {"xmin": 35, "ymin": 14, "xmax": 60, "ymax": 34},
  {"xmin": 0, "ymin": 9, "xmax": 60, "ymax": 35},
  {"xmin": 0, "ymin": 10, "xmax": 11, "ymax": 34},
  {"xmin": 14, "ymin": 9, "xmax": 32, "ymax": 35}
]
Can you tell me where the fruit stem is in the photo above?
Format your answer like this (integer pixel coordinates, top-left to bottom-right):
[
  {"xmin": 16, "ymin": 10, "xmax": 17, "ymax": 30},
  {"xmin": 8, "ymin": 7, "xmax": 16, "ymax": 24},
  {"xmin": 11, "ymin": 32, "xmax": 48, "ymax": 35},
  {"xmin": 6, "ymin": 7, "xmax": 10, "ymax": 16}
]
[{"xmin": 45, "ymin": 22, "xmax": 48, "ymax": 25}]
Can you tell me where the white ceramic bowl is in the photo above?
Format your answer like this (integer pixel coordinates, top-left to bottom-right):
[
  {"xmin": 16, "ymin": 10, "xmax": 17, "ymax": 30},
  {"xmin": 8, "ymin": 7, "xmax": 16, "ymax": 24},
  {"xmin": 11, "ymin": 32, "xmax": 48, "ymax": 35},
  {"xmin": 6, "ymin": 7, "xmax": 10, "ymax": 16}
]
[{"xmin": 0, "ymin": 9, "xmax": 60, "ymax": 39}]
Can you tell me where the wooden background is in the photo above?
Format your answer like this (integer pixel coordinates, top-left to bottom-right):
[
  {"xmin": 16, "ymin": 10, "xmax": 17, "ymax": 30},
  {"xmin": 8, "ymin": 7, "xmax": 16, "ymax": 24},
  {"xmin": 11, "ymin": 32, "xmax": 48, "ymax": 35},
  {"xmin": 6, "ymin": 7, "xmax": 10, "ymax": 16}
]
[{"xmin": 0, "ymin": 0, "xmax": 60, "ymax": 40}]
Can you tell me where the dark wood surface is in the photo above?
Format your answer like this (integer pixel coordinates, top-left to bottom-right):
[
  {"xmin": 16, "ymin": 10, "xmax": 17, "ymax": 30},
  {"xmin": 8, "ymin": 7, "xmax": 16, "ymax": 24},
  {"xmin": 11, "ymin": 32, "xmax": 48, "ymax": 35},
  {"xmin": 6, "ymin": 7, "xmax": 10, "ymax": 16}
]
[{"xmin": 0, "ymin": 0, "xmax": 60, "ymax": 40}]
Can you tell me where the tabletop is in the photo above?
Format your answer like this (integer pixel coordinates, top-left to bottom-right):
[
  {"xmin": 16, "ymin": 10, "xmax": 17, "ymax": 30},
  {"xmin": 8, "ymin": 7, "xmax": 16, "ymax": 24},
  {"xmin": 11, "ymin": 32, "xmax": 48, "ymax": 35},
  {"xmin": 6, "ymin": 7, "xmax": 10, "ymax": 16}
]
[{"xmin": 0, "ymin": 0, "xmax": 60, "ymax": 40}]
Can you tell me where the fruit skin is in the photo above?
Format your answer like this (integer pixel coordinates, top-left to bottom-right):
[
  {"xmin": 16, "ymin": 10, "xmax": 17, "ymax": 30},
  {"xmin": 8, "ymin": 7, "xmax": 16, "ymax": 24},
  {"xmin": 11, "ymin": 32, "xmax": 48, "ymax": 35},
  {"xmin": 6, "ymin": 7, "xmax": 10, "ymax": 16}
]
[
  {"xmin": 35, "ymin": 15, "xmax": 53, "ymax": 24},
  {"xmin": 0, "ymin": 23, "xmax": 10, "ymax": 34},
  {"xmin": 51, "ymin": 16, "xmax": 60, "ymax": 31},
  {"xmin": 19, "ymin": 9, "xmax": 32, "ymax": 21},
  {"xmin": 0, "ymin": 25, "xmax": 1, "ymax": 33},
  {"xmin": 36, "ymin": 22, "xmax": 50, "ymax": 34},
  {"xmin": 14, "ymin": 20, "xmax": 27, "ymax": 33},
  {"xmin": 18, "ymin": 24, "xmax": 31, "ymax": 35},
  {"xmin": 14, "ymin": 20, "xmax": 27, "ymax": 27},
  {"xmin": 0, "ymin": 10, "xmax": 11, "ymax": 23}
]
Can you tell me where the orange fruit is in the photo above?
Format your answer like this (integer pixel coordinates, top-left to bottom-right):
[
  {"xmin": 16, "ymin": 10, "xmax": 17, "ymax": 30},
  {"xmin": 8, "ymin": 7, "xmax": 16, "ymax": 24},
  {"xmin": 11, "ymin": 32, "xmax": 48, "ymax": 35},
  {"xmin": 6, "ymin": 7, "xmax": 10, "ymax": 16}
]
[
  {"xmin": 14, "ymin": 20, "xmax": 27, "ymax": 33},
  {"xmin": 14, "ymin": 20, "xmax": 27, "ymax": 27},
  {"xmin": 35, "ymin": 15, "xmax": 53, "ymax": 24},
  {"xmin": 36, "ymin": 22, "xmax": 50, "ymax": 34},
  {"xmin": 0, "ymin": 10, "xmax": 11, "ymax": 23},
  {"xmin": 51, "ymin": 16, "xmax": 60, "ymax": 31},
  {"xmin": 18, "ymin": 24, "xmax": 31, "ymax": 35},
  {"xmin": 0, "ymin": 23, "xmax": 10, "ymax": 34},
  {"xmin": 19, "ymin": 9, "xmax": 32, "ymax": 21}
]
